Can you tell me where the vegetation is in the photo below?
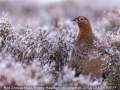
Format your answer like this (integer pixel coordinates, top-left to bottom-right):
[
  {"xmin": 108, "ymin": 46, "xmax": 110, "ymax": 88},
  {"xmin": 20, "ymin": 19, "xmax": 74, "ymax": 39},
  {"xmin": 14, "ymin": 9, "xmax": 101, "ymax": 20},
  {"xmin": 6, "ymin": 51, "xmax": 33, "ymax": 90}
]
[{"xmin": 0, "ymin": 0, "xmax": 120, "ymax": 90}]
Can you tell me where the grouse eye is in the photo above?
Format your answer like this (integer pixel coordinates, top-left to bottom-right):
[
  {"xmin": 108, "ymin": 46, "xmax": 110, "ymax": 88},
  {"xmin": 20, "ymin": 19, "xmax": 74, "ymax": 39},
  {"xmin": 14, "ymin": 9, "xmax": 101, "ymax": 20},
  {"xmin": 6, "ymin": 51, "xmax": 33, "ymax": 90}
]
[{"xmin": 79, "ymin": 18, "xmax": 84, "ymax": 21}]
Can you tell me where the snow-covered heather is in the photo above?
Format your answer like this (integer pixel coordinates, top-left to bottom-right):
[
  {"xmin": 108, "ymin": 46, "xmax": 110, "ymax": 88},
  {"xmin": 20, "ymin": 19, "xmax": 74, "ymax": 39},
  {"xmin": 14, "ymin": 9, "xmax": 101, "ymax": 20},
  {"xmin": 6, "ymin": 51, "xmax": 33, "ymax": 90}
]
[{"xmin": 0, "ymin": 0, "xmax": 120, "ymax": 89}]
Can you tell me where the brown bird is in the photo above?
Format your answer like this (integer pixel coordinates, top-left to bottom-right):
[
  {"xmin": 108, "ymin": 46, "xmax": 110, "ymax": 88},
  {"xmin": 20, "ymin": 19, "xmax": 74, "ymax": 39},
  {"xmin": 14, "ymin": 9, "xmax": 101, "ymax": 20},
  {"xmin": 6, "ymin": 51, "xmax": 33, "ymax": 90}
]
[{"xmin": 70, "ymin": 16, "xmax": 105, "ymax": 78}]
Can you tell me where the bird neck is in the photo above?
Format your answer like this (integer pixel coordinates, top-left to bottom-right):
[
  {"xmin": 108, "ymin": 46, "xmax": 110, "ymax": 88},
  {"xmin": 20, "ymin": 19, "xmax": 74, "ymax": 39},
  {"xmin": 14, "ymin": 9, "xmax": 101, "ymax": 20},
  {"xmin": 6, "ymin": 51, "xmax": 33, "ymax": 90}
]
[{"xmin": 77, "ymin": 25, "xmax": 94, "ymax": 41}]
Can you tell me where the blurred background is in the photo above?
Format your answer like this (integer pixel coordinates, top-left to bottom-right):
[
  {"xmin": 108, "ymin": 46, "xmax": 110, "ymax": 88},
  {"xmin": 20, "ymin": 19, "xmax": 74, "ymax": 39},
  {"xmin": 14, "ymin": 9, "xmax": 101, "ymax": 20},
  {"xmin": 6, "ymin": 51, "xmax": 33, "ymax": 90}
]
[{"xmin": 0, "ymin": 0, "xmax": 120, "ymax": 28}]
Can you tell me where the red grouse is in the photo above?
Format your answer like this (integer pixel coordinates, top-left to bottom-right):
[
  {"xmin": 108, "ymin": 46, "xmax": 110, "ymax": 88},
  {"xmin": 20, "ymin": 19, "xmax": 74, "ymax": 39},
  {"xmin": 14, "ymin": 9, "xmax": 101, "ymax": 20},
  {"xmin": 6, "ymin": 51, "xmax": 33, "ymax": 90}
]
[{"xmin": 70, "ymin": 16, "xmax": 105, "ymax": 77}]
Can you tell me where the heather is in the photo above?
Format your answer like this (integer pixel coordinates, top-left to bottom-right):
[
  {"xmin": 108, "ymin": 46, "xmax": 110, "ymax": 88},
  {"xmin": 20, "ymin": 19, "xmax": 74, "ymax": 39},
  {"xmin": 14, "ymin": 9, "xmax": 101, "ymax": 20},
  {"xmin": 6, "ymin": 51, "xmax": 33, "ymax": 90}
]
[{"xmin": 0, "ymin": 0, "xmax": 120, "ymax": 90}]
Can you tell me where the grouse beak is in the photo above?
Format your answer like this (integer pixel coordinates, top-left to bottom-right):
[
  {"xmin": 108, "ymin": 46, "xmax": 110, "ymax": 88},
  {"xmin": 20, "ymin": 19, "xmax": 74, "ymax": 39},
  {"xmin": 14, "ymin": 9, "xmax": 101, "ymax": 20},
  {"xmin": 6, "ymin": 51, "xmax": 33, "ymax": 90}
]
[{"xmin": 73, "ymin": 18, "xmax": 78, "ymax": 21}]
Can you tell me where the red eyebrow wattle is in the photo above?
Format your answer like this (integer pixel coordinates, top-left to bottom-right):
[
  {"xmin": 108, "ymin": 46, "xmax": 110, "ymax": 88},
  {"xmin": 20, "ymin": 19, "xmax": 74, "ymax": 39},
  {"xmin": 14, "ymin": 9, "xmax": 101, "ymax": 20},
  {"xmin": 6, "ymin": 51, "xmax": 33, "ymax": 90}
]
[{"xmin": 78, "ymin": 16, "xmax": 84, "ymax": 18}]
